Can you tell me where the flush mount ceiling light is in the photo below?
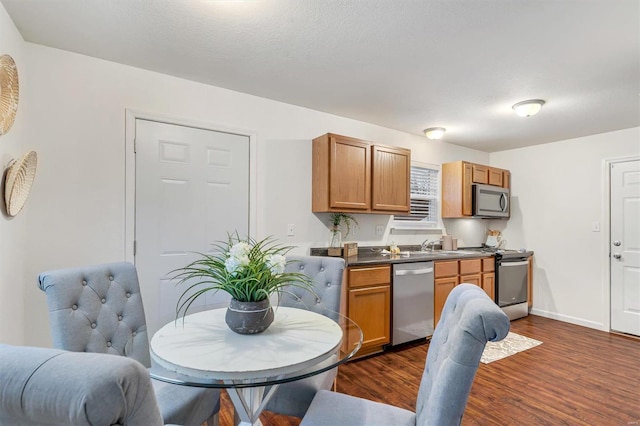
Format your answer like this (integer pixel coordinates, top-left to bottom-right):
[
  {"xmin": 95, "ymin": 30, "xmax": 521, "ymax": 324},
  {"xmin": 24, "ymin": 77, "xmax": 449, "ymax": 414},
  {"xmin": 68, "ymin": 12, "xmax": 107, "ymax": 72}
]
[
  {"xmin": 424, "ymin": 127, "xmax": 446, "ymax": 140},
  {"xmin": 512, "ymin": 99, "xmax": 545, "ymax": 117}
]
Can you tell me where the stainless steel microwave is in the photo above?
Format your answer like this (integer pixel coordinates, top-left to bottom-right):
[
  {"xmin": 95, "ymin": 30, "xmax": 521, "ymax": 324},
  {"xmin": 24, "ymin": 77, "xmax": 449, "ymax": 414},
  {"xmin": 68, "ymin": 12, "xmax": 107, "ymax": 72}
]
[{"xmin": 473, "ymin": 184, "xmax": 510, "ymax": 218}]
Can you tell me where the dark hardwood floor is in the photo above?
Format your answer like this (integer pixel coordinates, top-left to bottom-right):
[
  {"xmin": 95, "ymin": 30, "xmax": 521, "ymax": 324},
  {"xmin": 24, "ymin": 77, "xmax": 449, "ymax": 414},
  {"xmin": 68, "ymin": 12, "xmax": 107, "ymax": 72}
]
[{"xmin": 219, "ymin": 315, "xmax": 640, "ymax": 425}]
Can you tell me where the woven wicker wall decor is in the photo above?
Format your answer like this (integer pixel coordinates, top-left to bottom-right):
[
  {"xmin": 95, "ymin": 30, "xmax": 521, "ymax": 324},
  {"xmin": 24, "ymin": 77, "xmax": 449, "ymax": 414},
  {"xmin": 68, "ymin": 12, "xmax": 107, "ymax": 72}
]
[
  {"xmin": 4, "ymin": 150, "xmax": 37, "ymax": 217},
  {"xmin": 0, "ymin": 54, "xmax": 19, "ymax": 135}
]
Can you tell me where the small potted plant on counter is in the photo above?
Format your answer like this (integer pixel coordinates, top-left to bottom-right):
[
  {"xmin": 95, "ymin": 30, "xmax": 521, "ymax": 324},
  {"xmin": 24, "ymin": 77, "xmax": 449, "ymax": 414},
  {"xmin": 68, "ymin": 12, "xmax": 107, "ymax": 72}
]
[{"xmin": 328, "ymin": 213, "xmax": 359, "ymax": 255}]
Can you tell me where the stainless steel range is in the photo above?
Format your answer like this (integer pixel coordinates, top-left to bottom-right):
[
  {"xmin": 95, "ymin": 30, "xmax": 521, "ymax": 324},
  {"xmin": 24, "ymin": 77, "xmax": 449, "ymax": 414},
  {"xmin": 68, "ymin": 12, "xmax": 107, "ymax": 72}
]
[
  {"xmin": 466, "ymin": 247, "xmax": 533, "ymax": 320},
  {"xmin": 494, "ymin": 250, "xmax": 533, "ymax": 320}
]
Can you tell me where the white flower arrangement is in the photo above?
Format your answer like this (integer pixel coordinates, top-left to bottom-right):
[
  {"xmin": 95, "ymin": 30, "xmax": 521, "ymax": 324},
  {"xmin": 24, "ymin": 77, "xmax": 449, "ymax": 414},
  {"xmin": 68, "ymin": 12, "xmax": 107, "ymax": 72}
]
[{"xmin": 171, "ymin": 234, "xmax": 313, "ymax": 319}]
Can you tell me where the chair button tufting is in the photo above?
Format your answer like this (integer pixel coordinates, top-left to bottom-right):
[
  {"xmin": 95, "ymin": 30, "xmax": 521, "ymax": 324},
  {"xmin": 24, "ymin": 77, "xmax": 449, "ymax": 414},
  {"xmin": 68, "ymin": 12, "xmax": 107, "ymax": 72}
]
[
  {"xmin": 107, "ymin": 341, "xmax": 112, "ymax": 347},
  {"xmin": 72, "ymin": 304, "xmax": 78, "ymax": 310},
  {"xmin": 101, "ymin": 298, "xmax": 106, "ymax": 304},
  {"xmin": 109, "ymin": 276, "xmax": 114, "ymax": 281},
  {"xmin": 82, "ymin": 280, "xmax": 87, "ymax": 286},
  {"xmin": 326, "ymin": 282, "xmax": 331, "ymax": 287},
  {"xmin": 126, "ymin": 292, "xmax": 131, "ymax": 298},
  {"xmin": 132, "ymin": 331, "xmax": 137, "ymax": 337},
  {"xmin": 91, "ymin": 323, "xmax": 97, "ymax": 329},
  {"xmin": 320, "ymin": 267, "xmax": 325, "ymax": 271},
  {"xmin": 118, "ymin": 315, "xmax": 123, "ymax": 321}
]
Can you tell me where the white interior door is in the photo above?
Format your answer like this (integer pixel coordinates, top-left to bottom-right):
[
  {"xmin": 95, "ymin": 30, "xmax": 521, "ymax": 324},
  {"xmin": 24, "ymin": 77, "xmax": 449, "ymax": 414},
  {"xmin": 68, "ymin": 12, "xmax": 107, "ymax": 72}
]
[
  {"xmin": 610, "ymin": 159, "xmax": 640, "ymax": 336},
  {"xmin": 135, "ymin": 119, "xmax": 250, "ymax": 336}
]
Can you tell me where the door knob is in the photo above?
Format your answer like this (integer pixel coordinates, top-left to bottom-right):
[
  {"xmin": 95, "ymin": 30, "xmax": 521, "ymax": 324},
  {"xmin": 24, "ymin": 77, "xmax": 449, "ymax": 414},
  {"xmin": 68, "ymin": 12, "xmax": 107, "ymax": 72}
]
[
  {"xmin": 613, "ymin": 253, "xmax": 622, "ymax": 259},
  {"xmin": 613, "ymin": 240, "xmax": 622, "ymax": 246}
]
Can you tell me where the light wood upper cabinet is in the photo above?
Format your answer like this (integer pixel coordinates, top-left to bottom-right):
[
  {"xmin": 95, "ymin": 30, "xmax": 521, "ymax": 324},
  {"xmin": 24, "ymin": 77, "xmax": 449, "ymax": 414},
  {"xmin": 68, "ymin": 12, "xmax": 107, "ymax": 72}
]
[
  {"xmin": 312, "ymin": 133, "xmax": 410, "ymax": 214},
  {"xmin": 502, "ymin": 170, "xmax": 511, "ymax": 189},
  {"xmin": 313, "ymin": 134, "xmax": 371, "ymax": 212},
  {"xmin": 442, "ymin": 160, "xmax": 510, "ymax": 218},
  {"xmin": 488, "ymin": 167, "xmax": 504, "ymax": 186},
  {"xmin": 371, "ymin": 145, "xmax": 411, "ymax": 212},
  {"xmin": 472, "ymin": 164, "xmax": 488, "ymax": 184}
]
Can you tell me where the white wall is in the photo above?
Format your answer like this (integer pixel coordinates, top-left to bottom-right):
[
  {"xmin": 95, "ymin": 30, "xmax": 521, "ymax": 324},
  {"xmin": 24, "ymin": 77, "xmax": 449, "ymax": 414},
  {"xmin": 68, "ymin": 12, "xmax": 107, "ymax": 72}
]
[
  {"xmin": 5, "ymin": 1, "xmax": 636, "ymax": 344},
  {"xmin": 19, "ymin": 42, "xmax": 488, "ymax": 347},
  {"xmin": 490, "ymin": 127, "xmax": 640, "ymax": 330},
  {"xmin": 0, "ymin": 5, "xmax": 28, "ymax": 345}
]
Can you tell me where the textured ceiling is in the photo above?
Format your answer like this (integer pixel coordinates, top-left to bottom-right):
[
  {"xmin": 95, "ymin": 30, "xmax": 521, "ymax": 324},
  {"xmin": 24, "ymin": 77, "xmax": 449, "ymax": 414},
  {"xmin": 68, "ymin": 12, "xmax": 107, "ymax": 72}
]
[{"xmin": 2, "ymin": 0, "xmax": 639, "ymax": 152}]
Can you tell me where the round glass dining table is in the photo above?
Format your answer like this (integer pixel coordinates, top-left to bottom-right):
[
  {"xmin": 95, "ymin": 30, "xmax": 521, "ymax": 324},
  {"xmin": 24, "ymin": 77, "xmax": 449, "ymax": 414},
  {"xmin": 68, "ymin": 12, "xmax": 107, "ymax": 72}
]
[{"xmin": 149, "ymin": 306, "xmax": 363, "ymax": 426}]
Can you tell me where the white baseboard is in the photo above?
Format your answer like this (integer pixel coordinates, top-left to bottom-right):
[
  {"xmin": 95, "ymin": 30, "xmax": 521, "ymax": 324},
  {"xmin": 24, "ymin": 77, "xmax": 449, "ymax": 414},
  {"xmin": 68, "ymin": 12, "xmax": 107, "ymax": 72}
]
[{"xmin": 530, "ymin": 308, "xmax": 606, "ymax": 331}]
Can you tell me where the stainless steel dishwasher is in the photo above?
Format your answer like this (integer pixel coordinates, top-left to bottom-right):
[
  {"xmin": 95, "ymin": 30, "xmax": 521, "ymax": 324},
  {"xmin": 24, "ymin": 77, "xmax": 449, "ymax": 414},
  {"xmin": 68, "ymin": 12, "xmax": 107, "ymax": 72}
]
[{"xmin": 392, "ymin": 261, "xmax": 434, "ymax": 346}]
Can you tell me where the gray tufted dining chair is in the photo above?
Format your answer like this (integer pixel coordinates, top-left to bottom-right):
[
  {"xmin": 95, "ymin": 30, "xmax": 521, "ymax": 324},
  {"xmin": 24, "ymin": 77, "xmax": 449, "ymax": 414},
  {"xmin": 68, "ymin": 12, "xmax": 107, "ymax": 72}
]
[
  {"xmin": 264, "ymin": 255, "xmax": 345, "ymax": 418},
  {"xmin": 0, "ymin": 344, "xmax": 166, "ymax": 426},
  {"xmin": 300, "ymin": 284, "xmax": 511, "ymax": 426},
  {"xmin": 38, "ymin": 261, "xmax": 220, "ymax": 426}
]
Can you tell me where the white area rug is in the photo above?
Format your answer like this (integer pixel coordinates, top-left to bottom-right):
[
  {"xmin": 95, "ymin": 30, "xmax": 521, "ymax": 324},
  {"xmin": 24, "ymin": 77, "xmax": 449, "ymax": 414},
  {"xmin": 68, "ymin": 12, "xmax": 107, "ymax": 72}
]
[{"xmin": 480, "ymin": 332, "xmax": 542, "ymax": 364}]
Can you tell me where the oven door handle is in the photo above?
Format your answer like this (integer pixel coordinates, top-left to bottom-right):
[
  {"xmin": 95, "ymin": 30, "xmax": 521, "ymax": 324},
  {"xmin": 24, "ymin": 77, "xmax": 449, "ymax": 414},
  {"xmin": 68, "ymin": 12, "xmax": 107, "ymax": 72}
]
[{"xmin": 499, "ymin": 261, "xmax": 529, "ymax": 267}]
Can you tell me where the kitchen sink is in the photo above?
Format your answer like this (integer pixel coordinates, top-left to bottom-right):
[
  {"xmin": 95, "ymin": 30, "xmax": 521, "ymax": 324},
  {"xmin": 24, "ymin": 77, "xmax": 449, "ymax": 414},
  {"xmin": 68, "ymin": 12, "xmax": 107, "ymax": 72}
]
[
  {"xmin": 397, "ymin": 250, "xmax": 479, "ymax": 257},
  {"xmin": 438, "ymin": 250, "xmax": 480, "ymax": 255}
]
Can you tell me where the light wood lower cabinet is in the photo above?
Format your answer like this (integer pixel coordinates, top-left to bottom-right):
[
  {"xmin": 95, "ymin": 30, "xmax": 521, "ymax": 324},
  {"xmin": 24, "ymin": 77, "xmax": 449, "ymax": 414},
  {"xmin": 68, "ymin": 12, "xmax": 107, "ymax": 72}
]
[
  {"xmin": 346, "ymin": 265, "xmax": 391, "ymax": 358},
  {"xmin": 460, "ymin": 258, "xmax": 482, "ymax": 287},
  {"xmin": 434, "ymin": 276, "xmax": 457, "ymax": 325},
  {"xmin": 481, "ymin": 272, "xmax": 495, "ymax": 301},
  {"xmin": 434, "ymin": 261, "xmax": 458, "ymax": 325},
  {"xmin": 481, "ymin": 257, "xmax": 495, "ymax": 300},
  {"xmin": 434, "ymin": 257, "xmax": 495, "ymax": 326},
  {"xmin": 460, "ymin": 273, "xmax": 481, "ymax": 286}
]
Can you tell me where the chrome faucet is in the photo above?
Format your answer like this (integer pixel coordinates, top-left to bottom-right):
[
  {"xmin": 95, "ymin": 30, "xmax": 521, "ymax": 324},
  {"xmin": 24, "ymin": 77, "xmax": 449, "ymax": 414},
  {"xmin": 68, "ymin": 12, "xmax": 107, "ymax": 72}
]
[{"xmin": 421, "ymin": 239, "xmax": 441, "ymax": 252}]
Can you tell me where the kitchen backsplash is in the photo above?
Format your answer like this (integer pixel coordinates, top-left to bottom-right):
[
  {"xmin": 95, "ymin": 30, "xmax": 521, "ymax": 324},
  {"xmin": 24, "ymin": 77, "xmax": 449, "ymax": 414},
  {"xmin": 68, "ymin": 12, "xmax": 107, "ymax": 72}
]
[{"xmin": 312, "ymin": 214, "xmax": 488, "ymax": 250}]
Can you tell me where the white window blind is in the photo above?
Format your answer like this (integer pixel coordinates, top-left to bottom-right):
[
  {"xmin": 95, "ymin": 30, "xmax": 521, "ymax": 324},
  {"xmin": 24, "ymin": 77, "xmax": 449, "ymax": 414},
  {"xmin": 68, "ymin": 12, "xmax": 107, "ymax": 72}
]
[{"xmin": 394, "ymin": 165, "xmax": 439, "ymax": 226}]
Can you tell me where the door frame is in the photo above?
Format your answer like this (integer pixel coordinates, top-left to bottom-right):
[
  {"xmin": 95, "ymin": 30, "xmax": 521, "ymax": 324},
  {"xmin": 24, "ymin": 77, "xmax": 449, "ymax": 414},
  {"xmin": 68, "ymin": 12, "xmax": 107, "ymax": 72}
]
[
  {"xmin": 124, "ymin": 109, "xmax": 257, "ymax": 263},
  {"xmin": 602, "ymin": 155, "xmax": 640, "ymax": 332}
]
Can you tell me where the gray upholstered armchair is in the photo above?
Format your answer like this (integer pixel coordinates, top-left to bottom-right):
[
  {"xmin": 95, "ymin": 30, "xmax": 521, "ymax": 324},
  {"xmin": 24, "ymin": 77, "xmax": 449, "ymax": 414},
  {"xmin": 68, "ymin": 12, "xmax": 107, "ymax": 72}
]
[
  {"xmin": 265, "ymin": 255, "xmax": 345, "ymax": 418},
  {"xmin": 300, "ymin": 283, "xmax": 511, "ymax": 426},
  {"xmin": 0, "ymin": 344, "xmax": 165, "ymax": 425},
  {"xmin": 38, "ymin": 261, "xmax": 219, "ymax": 426}
]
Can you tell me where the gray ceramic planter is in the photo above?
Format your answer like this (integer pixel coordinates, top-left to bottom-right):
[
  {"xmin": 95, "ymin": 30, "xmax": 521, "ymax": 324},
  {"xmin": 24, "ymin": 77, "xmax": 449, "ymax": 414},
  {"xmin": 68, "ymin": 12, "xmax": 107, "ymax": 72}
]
[{"xmin": 225, "ymin": 298, "xmax": 274, "ymax": 334}]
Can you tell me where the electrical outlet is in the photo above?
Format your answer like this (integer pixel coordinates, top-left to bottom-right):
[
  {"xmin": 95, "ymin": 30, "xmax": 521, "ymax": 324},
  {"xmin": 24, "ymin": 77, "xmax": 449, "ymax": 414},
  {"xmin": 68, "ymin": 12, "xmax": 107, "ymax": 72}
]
[
  {"xmin": 287, "ymin": 224, "xmax": 295, "ymax": 236},
  {"xmin": 376, "ymin": 225, "xmax": 384, "ymax": 236}
]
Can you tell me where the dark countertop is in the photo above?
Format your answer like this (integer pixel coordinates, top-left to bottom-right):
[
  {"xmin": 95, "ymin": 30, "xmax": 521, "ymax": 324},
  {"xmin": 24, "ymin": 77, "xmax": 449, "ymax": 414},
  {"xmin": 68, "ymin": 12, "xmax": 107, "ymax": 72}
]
[
  {"xmin": 310, "ymin": 246, "xmax": 505, "ymax": 266},
  {"xmin": 343, "ymin": 249, "xmax": 491, "ymax": 266}
]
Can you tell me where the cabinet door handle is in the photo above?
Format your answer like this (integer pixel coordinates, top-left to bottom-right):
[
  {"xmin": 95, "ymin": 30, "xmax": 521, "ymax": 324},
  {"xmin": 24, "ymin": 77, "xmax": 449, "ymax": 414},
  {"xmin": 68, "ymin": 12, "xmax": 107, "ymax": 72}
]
[{"xmin": 613, "ymin": 253, "xmax": 622, "ymax": 259}]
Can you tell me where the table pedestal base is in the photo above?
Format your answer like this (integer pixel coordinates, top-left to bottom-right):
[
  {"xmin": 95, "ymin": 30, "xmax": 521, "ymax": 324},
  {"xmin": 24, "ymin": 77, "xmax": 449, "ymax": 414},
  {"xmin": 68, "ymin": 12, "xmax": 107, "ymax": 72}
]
[{"xmin": 227, "ymin": 382, "xmax": 280, "ymax": 426}]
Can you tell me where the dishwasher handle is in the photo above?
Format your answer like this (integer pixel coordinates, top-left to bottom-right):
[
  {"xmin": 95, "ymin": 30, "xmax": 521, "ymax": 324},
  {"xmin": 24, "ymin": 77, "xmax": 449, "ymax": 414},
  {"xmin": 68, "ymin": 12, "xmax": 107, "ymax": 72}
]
[
  {"xmin": 499, "ymin": 260, "xmax": 529, "ymax": 267},
  {"xmin": 395, "ymin": 267, "xmax": 434, "ymax": 276}
]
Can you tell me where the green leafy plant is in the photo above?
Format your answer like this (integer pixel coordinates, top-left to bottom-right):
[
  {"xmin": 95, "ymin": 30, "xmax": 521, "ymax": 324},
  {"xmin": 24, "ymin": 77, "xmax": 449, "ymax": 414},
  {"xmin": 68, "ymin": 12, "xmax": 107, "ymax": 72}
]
[
  {"xmin": 330, "ymin": 213, "xmax": 359, "ymax": 236},
  {"xmin": 170, "ymin": 233, "xmax": 314, "ymax": 320}
]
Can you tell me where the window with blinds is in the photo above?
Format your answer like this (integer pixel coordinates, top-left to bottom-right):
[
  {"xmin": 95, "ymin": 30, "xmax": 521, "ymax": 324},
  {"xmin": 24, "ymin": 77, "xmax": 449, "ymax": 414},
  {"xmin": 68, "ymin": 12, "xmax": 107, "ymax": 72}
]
[{"xmin": 393, "ymin": 164, "xmax": 439, "ymax": 227}]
